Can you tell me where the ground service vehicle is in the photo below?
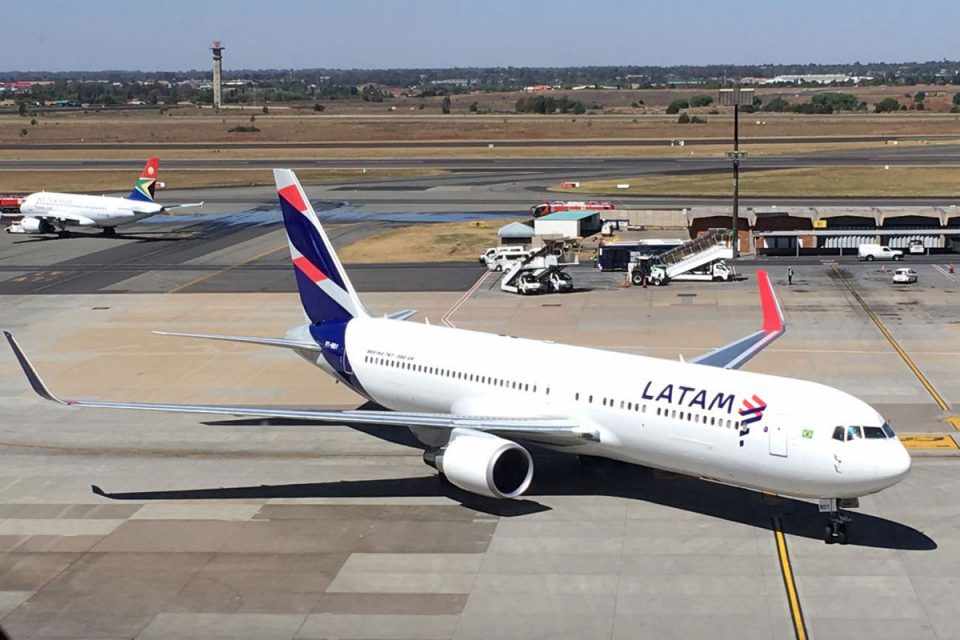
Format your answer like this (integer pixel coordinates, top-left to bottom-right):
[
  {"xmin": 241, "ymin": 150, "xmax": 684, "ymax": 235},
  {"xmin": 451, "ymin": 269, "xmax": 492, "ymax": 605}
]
[
  {"xmin": 482, "ymin": 246, "xmax": 533, "ymax": 271},
  {"xmin": 547, "ymin": 270, "xmax": 574, "ymax": 292},
  {"xmin": 530, "ymin": 200, "xmax": 615, "ymax": 218},
  {"xmin": 908, "ymin": 240, "xmax": 926, "ymax": 255},
  {"xmin": 644, "ymin": 260, "xmax": 733, "ymax": 286},
  {"xmin": 892, "ymin": 268, "xmax": 918, "ymax": 284},
  {"xmin": 858, "ymin": 244, "xmax": 903, "ymax": 261}
]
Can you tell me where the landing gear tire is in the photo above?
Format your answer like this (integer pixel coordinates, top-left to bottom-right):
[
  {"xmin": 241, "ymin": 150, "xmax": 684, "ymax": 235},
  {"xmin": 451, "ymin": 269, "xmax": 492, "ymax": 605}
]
[
  {"xmin": 824, "ymin": 515, "xmax": 850, "ymax": 545},
  {"xmin": 57, "ymin": 229, "xmax": 71, "ymax": 238},
  {"xmin": 102, "ymin": 227, "xmax": 116, "ymax": 237}
]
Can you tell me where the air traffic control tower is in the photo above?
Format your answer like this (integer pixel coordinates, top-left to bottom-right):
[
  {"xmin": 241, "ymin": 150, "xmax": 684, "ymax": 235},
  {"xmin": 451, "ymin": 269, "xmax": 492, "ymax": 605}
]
[{"xmin": 211, "ymin": 40, "xmax": 224, "ymax": 109}]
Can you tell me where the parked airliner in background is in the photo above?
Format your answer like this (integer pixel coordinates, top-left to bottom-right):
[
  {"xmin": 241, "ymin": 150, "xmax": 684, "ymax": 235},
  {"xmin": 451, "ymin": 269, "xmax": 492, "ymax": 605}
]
[
  {"xmin": 5, "ymin": 169, "xmax": 911, "ymax": 544},
  {"xmin": 4, "ymin": 157, "xmax": 203, "ymax": 237}
]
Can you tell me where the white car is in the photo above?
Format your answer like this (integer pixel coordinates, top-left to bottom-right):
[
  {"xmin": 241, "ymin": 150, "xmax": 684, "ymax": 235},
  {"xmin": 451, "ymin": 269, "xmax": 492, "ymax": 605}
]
[{"xmin": 892, "ymin": 268, "xmax": 918, "ymax": 284}]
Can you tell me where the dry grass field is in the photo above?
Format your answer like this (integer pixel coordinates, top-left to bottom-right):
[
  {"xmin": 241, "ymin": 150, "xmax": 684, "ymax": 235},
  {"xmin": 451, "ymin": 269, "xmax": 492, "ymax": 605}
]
[
  {"xmin": 2, "ymin": 110, "xmax": 959, "ymax": 145},
  {"xmin": 564, "ymin": 165, "xmax": 960, "ymax": 197},
  {"xmin": 338, "ymin": 219, "xmax": 511, "ymax": 263}
]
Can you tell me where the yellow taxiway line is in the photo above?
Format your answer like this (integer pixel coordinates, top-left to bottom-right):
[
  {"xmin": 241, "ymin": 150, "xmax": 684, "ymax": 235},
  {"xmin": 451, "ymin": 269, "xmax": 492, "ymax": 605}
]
[
  {"xmin": 773, "ymin": 517, "xmax": 808, "ymax": 640},
  {"xmin": 831, "ymin": 265, "xmax": 957, "ymax": 427}
]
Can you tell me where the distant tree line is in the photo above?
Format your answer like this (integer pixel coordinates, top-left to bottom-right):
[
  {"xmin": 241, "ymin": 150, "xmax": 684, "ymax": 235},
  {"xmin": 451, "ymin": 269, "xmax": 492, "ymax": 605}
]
[
  {"xmin": 5, "ymin": 59, "xmax": 960, "ymax": 98},
  {"xmin": 514, "ymin": 95, "xmax": 586, "ymax": 114}
]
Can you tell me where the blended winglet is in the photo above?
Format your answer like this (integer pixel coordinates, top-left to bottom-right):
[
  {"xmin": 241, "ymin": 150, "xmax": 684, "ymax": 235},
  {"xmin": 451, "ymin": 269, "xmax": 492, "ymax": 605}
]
[
  {"xmin": 757, "ymin": 270, "xmax": 785, "ymax": 335},
  {"xmin": 3, "ymin": 331, "xmax": 66, "ymax": 404},
  {"xmin": 690, "ymin": 269, "xmax": 786, "ymax": 370}
]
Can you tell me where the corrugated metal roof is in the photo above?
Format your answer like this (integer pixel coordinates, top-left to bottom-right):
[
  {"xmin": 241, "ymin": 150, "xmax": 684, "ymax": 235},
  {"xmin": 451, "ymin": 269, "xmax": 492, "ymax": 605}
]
[{"xmin": 538, "ymin": 210, "xmax": 600, "ymax": 221}]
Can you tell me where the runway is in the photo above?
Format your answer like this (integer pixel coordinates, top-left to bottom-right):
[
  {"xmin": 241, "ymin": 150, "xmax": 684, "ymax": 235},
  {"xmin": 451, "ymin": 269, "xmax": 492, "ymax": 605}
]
[{"xmin": 3, "ymin": 132, "xmax": 959, "ymax": 150}]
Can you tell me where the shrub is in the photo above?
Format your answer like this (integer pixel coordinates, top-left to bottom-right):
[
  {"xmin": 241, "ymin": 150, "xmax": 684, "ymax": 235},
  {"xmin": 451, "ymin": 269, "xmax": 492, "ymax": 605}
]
[
  {"xmin": 875, "ymin": 97, "xmax": 901, "ymax": 113},
  {"xmin": 762, "ymin": 97, "xmax": 789, "ymax": 112},
  {"xmin": 261, "ymin": 105, "xmax": 269, "ymax": 114},
  {"xmin": 313, "ymin": 103, "xmax": 325, "ymax": 112},
  {"xmin": 666, "ymin": 99, "xmax": 689, "ymax": 114},
  {"xmin": 441, "ymin": 95, "xmax": 452, "ymax": 114},
  {"xmin": 689, "ymin": 95, "xmax": 713, "ymax": 108},
  {"xmin": 677, "ymin": 112, "xmax": 690, "ymax": 124},
  {"xmin": 690, "ymin": 115, "xmax": 707, "ymax": 124},
  {"xmin": 228, "ymin": 125, "xmax": 260, "ymax": 133},
  {"xmin": 30, "ymin": 118, "xmax": 37, "ymax": 126}
]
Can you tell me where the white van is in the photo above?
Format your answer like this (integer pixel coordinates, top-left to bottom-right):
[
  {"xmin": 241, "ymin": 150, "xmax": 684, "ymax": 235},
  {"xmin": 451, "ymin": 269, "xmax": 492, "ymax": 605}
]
[
  {"xmin": 858, "ymin": 244, "xmax": 903, "ymax": 261},
  {"xmin": 481, "ymin": 246, "xmax": 532, "ymax": 271}
]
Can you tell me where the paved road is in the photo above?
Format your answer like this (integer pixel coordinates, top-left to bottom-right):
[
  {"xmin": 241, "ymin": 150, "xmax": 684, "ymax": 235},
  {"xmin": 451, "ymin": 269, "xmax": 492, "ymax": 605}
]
[{"xmin": 3, "ymin": 132, "xmax": 959, "ymax": 151}]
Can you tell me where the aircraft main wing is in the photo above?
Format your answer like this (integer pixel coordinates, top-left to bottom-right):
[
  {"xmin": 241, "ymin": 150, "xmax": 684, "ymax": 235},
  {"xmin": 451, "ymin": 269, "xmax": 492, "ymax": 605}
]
[
  {"xmin": 690, "ymin": 270, "xmax": 785, "ymax": 370},
  {"xmin": 4, "ymin": 332, "xmax": 592, "ymax": 445}
]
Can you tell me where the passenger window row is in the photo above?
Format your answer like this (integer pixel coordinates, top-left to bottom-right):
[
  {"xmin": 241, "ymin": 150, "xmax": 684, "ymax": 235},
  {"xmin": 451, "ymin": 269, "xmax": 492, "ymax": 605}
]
[
  {"xmin": 363, "ymin": 354, "xmax": 551, "ymax": 395},
  {"xmin": 572, "ymin": 391, "xmax": 740, "ymax": 429}
]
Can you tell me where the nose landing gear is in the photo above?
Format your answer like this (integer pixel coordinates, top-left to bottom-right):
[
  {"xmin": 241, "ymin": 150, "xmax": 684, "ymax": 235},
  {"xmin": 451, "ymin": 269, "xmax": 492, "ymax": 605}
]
[
  {"xmin": 821, "ymin": 497, "xmax": 856, "ymax": 544},
  {"xmin": 825, "ymin": 513, "xmax": 850, "ymax": 545}
]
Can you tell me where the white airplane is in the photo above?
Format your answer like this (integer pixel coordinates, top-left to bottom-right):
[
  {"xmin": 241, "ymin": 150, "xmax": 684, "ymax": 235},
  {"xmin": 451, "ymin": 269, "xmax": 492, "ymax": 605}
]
[
  {"xmin": 4, "ymin": 157, "xmax": 203, "ymax": 237},
  {"xmin": 5, "ymin": 169, "xmax": 911, "ymax": 545}
]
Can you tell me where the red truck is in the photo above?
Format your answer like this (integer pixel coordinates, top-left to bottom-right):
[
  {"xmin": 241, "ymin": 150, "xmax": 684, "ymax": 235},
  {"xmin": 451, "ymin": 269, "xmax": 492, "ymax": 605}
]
[
  {"xmin": 530, "ymin": 200, "xmax": 615, "ymax": 218},
  {"xmin": 0, "ymin": 196, "xmax": 24, "ymax": 214}
]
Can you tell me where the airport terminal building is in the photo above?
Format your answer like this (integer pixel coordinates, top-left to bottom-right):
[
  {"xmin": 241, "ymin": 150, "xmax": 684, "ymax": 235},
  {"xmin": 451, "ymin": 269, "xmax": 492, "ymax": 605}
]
[{"xmin": 615, "ymin": 206, "xmax": 960, "ymax": 256}]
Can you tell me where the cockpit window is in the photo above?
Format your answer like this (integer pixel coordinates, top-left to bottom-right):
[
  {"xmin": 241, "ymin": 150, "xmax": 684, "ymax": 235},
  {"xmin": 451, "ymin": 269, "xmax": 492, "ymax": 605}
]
[
  {"xmin": 882, "ymin": 422, "xmax": 896, "ymax": 438},
  {"xmin": 846, "ymin": 426, "xmax": 863, "ymax": 440},
  {"xmin": 863, "ymin": 426, "xmax": 886, "ymax": 439},
  {"xmin": 832, "ymin": 426, "xmax": 845, "ymax": 442}
]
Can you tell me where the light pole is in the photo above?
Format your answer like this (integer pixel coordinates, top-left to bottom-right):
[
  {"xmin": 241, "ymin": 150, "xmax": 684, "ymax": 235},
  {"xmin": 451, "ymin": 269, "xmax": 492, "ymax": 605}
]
[{"xmin": 719, "ymin": 86, "xmax": 754, "ymax": 258}]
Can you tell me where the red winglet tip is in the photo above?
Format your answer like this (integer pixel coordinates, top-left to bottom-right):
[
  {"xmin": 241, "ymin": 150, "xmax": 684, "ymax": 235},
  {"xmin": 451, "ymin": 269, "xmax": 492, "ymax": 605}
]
[{"xmin": 757, "ymin": 270, "xmax": 783, "ymax": 333}]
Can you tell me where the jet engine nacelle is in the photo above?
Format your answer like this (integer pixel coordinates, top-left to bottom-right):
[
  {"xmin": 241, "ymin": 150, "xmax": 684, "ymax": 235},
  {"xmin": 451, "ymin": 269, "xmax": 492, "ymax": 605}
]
[
  {"xmin": 19, "ymin": 217, "xmax": 55, "ymax": 234},
  {"xmin": 424, "ymin": 430, "xmax": 533, "ymax": 499}
]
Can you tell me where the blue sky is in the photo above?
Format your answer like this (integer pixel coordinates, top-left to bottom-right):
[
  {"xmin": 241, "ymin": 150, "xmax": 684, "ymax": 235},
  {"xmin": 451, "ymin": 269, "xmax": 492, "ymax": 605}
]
[{"xmin": 6, "ymin": 0, "xmax": 958, "ymax": 71}]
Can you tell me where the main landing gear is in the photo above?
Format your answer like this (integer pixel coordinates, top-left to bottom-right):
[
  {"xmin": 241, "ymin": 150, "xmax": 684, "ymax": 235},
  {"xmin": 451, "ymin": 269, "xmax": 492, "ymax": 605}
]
[
  {"xmin": 101, "ymin": 227, "xmax": 116, "ymax": 237},
  {"xmin": 821, "ymin": 498, "xmax": 857, "ymax": 545}
]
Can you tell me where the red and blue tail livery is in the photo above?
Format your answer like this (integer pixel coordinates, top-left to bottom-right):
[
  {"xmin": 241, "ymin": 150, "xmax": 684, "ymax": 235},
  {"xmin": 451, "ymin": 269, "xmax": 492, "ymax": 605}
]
[
  {"xmin": 274, "ymin": 169, "xmax": 367, "ymax": 325},
  {"xmin": 128, "ymin": 157, "xmax": 160, "ymax": 203}
]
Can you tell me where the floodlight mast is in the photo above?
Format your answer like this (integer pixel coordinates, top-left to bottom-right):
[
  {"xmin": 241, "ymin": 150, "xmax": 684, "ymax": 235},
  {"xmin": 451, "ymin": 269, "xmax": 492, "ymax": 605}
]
[{"xmin": 719, "ymin": 86, "xmax": 754, "ymax": 258}]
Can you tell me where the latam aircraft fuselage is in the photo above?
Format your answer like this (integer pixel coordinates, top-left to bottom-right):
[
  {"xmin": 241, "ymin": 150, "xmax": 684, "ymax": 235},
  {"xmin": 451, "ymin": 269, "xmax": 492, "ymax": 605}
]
[{"xmin": 290, "ymin": 316, "xmax": 911, "ymax": 501}]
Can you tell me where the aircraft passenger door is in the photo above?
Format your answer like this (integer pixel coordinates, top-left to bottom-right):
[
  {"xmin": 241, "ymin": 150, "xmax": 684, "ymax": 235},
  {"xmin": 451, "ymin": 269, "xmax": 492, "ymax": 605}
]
[{"xmin": 768, "ymin": 423, "xmax": 788, "ymax": 458}]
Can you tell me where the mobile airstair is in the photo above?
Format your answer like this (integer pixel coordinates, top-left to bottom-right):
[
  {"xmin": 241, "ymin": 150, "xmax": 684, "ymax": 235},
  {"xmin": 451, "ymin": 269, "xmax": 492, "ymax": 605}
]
[
  {"xmin": 500, "ymin": 244, "xmax": 576, "ymax": 295},
  {"xmin": 642, "ymin": 229, "xmax": 735, "ymax": 286}
]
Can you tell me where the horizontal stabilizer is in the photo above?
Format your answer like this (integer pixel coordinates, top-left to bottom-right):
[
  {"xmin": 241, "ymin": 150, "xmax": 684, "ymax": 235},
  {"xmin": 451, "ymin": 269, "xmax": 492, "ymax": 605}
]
[
  {"xmin": 385, "ymin": 309, "xmax": 417, "ymax": 321},
  {"xmin": 153, "ymin": 331, "xmax": 320, "ymax": 351}
]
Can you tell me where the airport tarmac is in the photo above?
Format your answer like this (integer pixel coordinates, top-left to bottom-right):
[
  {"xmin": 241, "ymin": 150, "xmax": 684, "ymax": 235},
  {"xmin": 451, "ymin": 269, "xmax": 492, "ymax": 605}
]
[{"xmin": 2, "ymin": 252, "xmax": 960, "ymax": 639}]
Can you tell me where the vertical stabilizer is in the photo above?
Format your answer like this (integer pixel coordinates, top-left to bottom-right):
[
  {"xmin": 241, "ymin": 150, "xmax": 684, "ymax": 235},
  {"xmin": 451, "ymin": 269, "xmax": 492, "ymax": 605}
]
[
  {"xmin": 128, "ymin": 157, "xmax": 160, "ymax": 202},
  {"xmin": 273, "ymin": 169, "xmax": 368, "ymax": 324}
]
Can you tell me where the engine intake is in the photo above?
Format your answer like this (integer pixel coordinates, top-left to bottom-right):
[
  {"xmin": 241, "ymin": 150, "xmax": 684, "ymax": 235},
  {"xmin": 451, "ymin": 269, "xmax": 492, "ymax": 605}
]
[
  {"xmin": 425, "ymin": 431, "xmax": 533, "ymax": 499},
  {"xmin": 19, "ymin": 217, "xmax": 55, "ymax": 234}
]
